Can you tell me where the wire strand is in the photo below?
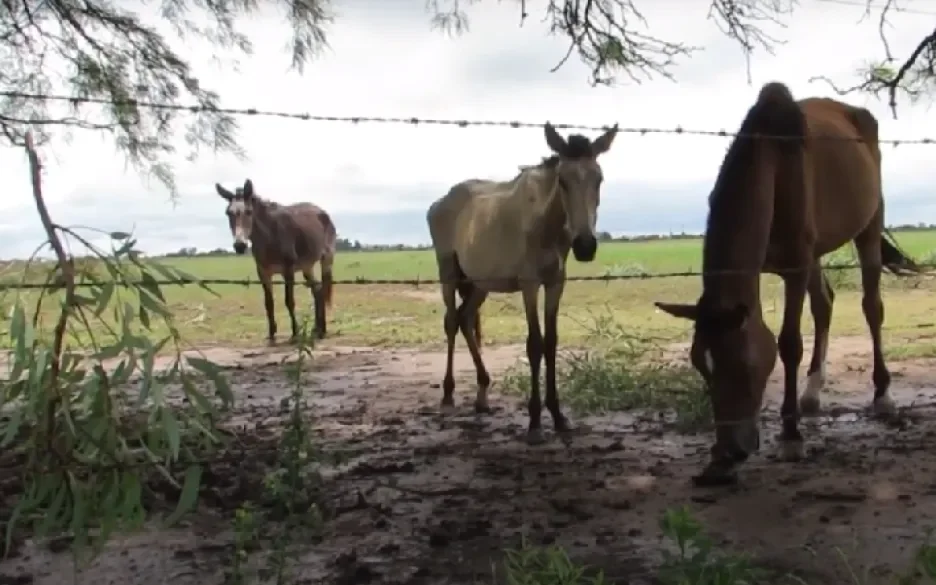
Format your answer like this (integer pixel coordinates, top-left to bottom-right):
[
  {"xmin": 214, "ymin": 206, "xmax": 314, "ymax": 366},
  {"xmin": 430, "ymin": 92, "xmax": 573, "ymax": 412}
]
[
  {"xmin": 2, "ymin": 90, "xmax": 935, "ymax": 146},
  {"xmin": 2, "ymin": 262, "xmax": 934, "ymax": 291}
]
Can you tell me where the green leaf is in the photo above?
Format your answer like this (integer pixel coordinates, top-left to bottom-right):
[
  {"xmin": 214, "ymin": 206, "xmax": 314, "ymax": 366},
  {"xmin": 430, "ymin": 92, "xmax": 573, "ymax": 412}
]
[
  {"xmin": 138, "ymin": 305, "xmax": 150, "ymax": 329},
  {"xmin": 161, "ymin": 408, "xmax": 181, "ymax": 459},
  {"xmin": 94, "ymin": 282, "xmax": 115, "ymax": 316},
  {"xmin": 138, "ymin": 270, "xmax": 165, "ymax": 302},
  {"xmin": 1, "ymin": 406, "xmax": 23, "ymax": 448},
  {"xmin": 138, "ymin": 289, "xmax": 170, "ymax": 320},
  {"xmin": 186, "ymin": 356, "xmax": 233, "ymax": 407},
  {"xmin": 164, "ymin": 465, "xmax": 202, "ymax": 526},
  {"xmin": 110, "ymin": 231, "xmax": 131, "ymax": 240}
]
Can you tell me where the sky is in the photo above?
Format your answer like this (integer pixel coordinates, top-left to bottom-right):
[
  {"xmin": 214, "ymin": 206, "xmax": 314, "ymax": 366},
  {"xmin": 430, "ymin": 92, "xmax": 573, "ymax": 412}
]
[{"xmin": 3, "ymin": 0, "xmax": 936, "ymax": 258}]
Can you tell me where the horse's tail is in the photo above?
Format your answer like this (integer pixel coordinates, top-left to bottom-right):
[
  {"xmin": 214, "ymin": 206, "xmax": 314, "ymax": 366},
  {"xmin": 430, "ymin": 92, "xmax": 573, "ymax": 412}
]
[
  {"xmin": 881, "ymin": 228, "xmax": 923, "ymax": 275},
  {"xmin": 456, "ymin": 282, "xmax": 482, "ymax": 349},
  {"xmin": 318, "ymin": 210, "xmax": 337, "ymax": 307}
]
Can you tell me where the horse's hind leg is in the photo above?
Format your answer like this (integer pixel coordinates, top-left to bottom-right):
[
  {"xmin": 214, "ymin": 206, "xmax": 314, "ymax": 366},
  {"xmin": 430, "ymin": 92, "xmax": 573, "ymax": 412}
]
[
  {"xmin": 854, "ymin": 221, "xmax": 896, "ymax": 418},
  {"xmin": 800, "ymin": 266, "xmax": 834, "ymax": 416},
  {"xmin": 456, "ymin": 284, "xmax": 491, "ymax": 413},
  {"xmin": 283, "ymin": 269, "xmax": 300, "ymax": 341},
  {"xmin": 302, "ymin": 266, "xmax": 326, "ymax": 339}
]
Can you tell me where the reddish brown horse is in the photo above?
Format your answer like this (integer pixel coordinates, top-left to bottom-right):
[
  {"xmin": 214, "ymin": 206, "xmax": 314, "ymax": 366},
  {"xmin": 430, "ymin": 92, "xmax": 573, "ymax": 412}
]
[
  {"xmin": 655, "ymin": 82, "xmax": 921, "ymax": 485},
  {"xmin": 216, "ymin": 179, "xmax": 337, "ymax": 342}
]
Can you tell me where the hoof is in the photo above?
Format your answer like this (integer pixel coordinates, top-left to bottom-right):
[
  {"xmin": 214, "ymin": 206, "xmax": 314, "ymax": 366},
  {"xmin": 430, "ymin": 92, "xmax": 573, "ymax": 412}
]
[
  {"xmin": 778, "ymin": 439, "xmax": 806, "ymax": 462},
  {"xmin": 474, "ymin": 401, "xmax": 492, "ymax": 414},
  {"xmin": 440, "ymin": 399, "xmax": 456, "ymax": 415},
  {"xmin": 872, "ymin": 395, "xmax": 897, "ymax": 418},
  {"xmin": 799, "ymin": 395, "xmax": 821, "ymax": 417},
  {"xmin": 316, "ymin": 330, "xmax": 326, "ymax": 340},
  {"xmin": 526, "ymin": 429, "xmax": 548, "ymax": 446},
  {"xmin": 267, "ymin": 337, "xmax": 278, "ymax": 347},
  {"xmin": 692, "ymin": 462, "xmax": 739, "ymax": 488}
]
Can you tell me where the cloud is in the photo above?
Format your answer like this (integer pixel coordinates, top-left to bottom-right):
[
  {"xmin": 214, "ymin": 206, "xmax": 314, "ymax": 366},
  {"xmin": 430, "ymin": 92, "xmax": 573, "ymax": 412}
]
[{"xmin": 2, "ymin": 0, "xmax": 936, "ymax": 259}]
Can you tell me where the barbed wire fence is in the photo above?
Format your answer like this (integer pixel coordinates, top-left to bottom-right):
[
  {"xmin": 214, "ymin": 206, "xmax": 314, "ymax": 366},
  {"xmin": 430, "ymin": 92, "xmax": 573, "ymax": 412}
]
[{"xmin": 5, "ymin": 91, "xmax": 936, "ymax": 293}]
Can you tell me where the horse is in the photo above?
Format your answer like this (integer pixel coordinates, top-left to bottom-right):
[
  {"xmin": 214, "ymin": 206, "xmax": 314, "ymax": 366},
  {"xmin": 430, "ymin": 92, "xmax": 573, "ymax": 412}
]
[
  {"xmin": 215, "ymin": 179, "xmax": 337, "ymax": 343},
  {"xmin": 653, "ymin": 81, "xmax": 921, "ymax": 486},
  {"xmin": 426, "ymin": 121, "xmax": 618, "ymax": 444}
]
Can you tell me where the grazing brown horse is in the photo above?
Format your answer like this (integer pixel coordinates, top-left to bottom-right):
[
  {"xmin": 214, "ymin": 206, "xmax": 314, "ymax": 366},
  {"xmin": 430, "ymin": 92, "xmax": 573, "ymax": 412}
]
[
  {"xmin": 216, "ymin": 179, "xmax": 337, "ymax": 343},
  {"xmin": 427, "ymin": 122, "xmax": 618, "ymax": 444},
  {"xmin": 654, "ymin": 82, "xmax": 921, "ymax": 485}
]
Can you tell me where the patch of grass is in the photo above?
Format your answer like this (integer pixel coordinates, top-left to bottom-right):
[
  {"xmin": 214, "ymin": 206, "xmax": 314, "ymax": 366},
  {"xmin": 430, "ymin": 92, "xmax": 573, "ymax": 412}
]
[
  {"xmin": 502, "ymin": 540, "xmax": 609, "ymax": 585},
  {"xmin": 501, "ymin": 507, "xmax": 936, "ymax": 585},
  {"xmin": 499, "ymin": 310, "xmax": 709, "ymax": 431},
  {"xmin": 659, "ymin": 506, "xmax": 774, "ymax": 585}
]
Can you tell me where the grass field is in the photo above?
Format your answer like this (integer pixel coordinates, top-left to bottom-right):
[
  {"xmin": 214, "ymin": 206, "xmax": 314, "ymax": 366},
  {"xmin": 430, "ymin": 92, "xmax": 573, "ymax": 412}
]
[{"xmin": 6, "ymin": 230, "xmax": 936, "ymax": 357}]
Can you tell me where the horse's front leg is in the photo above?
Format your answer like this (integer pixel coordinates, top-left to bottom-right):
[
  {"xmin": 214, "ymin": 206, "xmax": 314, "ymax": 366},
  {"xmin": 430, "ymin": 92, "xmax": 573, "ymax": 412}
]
[
  {"xmin": 800, "ymin": 265, "xmax": 834, "ymax": 416},
  {"xmin": 777, "ymin": 264, "xmax": 810, "ymax": 461},
  {"xmin": 283, "ymin": 269, "xmax": 300, "ymax": 342},
  {"xmin": 520, "ymin": 284, "xmax": 546, "ymax": 445},
  {"xmin": 258, "ymin": 267, "xmax": 277, "ymax": 345},
  {"xmin": 543, "ymin": 278, "xmax": 573, "ymax": 435}
]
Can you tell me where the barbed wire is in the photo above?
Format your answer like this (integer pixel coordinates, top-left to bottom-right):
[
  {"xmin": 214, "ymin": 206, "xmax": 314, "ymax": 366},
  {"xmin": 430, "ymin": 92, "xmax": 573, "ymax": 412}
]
[
  {"xmin": 1, "ymin": 261, "xmax": 934, "ymax": 291},
  {"xmin": 3, "ymin": 90, "xmax": 936, "ymax": 146}
]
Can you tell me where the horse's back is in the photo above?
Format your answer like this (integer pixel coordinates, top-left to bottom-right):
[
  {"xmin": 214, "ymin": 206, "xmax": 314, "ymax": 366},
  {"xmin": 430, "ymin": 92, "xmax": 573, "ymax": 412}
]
[
  {"xmin": 274, "ymin": 202, "xmax": 336, "ymax": 266},
  {"xmin": 427, "ymin": 179, "xmax": 514, "ymax": 253},
  {"xmin": 796, "ymin": 97, "xmax": 881, "ymax": 250},
  {"xmin": 428, "ymin": 177, "xmax": 536, "ymax": 288}
]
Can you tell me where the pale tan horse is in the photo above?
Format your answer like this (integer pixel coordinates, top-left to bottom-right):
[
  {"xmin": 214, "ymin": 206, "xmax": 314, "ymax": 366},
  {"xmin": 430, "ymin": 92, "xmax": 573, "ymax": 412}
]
[
  {"xmin": 216, "ymin": 179, "xmax": 337, "ymax": 343},
  {"xmin": 654, "ymin": 82, "xmax": 921, "ymax": 486},
  {"xmin": 427, "ymin": 122, "xmax": 618, "ymax": 444}
]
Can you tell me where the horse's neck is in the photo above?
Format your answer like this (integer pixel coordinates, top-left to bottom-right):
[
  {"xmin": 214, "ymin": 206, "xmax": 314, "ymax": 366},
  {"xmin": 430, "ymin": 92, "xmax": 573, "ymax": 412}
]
[
  {"xmin": 701, "ymin": 162, "xmax": 776, "ymax": 309},
  {"xmin": 249, "ymin": 200, "xmax": 280, "ymax": 249},
  {"xmin": 515, "ymin": 168, "xmax": 565, "ymax": 235}
]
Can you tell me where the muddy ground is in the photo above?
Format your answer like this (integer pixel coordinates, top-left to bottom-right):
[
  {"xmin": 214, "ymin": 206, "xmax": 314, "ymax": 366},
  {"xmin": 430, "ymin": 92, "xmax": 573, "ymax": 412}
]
[{"xmin": 3, "ymin": 336, "xmax": 936, "ymax": 585}]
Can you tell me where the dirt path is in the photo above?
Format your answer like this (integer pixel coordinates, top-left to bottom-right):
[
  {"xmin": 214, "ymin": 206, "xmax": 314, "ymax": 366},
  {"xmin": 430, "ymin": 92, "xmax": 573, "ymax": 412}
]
[{"xmin": 3, "ymin": 335, "xmax": 936, "ymax": 585}]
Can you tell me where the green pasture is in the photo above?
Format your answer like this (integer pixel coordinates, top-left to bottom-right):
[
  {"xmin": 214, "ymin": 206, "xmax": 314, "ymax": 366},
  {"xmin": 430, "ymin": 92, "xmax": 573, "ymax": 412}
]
[{"xmin": 5, "ymin": 230, "xmax": 936, "ymax": 356}]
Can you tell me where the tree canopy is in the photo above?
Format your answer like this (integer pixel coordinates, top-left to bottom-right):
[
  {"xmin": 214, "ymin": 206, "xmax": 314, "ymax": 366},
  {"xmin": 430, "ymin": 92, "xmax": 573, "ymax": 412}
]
[{"xmin": 0, "ymin": 0, "xmax": 931, "ymax": 194}]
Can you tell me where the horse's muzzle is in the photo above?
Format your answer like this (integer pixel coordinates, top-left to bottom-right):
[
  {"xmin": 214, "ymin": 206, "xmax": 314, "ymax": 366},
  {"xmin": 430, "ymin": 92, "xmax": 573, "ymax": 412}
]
[
  {"xmin": 713, "ymin": 419, "xmax": 760, "ymax": 463},
  {"xmin": 233, "ymin": 241, "xmax": 248, "ymax": 255},
  {"xmin": 571, "ymin": 234, "xmax": 598, "ymax": 262}
]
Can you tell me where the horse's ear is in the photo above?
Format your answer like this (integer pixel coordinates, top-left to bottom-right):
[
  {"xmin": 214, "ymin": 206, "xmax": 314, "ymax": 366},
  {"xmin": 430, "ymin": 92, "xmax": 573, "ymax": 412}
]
[
  {"xmin": 544, "ymin": 122, "xmax": 568, "ymax": 156},
  {"xmin": 242, "ymin": 179, "xmax": 255, "ymax": 199},
  {"xmin": 655, "ymin": 301, "xmax": 698, "ymax": 321},
  {"xmin": 591, "ymin": 124, "xmax": 619, "ymax": 156},
  {"xmin": 216, "ymin": 183, "xmax": 233, "ymax": 201}
]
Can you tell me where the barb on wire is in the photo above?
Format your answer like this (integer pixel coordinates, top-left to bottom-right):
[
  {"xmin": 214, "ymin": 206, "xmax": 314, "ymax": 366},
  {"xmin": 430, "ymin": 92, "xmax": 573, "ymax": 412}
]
[
  {"xmin": 1, "ymin": 90, "xmax": 934, "ymax": 146},
  {"xmin": 2, "ymin": 261, "xmax": 936, "ymax": 291}
]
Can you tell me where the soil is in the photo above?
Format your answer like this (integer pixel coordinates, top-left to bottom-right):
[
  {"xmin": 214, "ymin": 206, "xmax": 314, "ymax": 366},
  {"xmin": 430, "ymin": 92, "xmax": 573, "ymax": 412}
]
[{"xmin": 3, "ymin": 336, "xmax": 936, "ymax": 585}]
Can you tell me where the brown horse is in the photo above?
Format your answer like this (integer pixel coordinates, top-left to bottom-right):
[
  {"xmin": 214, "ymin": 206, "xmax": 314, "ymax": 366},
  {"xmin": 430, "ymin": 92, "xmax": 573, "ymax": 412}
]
[
  {"xmin": 427, "ymin": 122, "xmax": 618, "ymax": 444},
  {"xmin": 654, "ymin": 82, "xmax": 921, "ymax": 485},
  {"xmin": 216, "ymin": 179, "xmax": 337, "ymax": 343}
]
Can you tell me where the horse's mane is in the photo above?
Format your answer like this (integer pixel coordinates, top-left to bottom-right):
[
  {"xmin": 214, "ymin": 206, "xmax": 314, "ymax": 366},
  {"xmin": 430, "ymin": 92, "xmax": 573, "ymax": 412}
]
[{"xmin": 701, "ymin": 82, "xmax": 805, "ymax": 278}]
